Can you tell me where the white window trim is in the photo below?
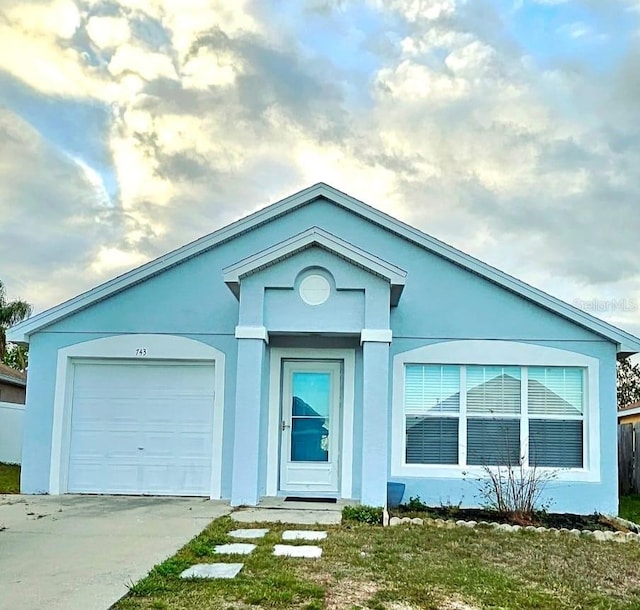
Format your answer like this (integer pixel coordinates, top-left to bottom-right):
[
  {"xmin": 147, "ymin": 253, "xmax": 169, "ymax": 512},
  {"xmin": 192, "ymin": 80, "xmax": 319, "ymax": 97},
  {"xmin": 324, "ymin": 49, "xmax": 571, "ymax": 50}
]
[
  {"xmin": 391, "ymin": 340, "xmax": 600, "ymax": 482},
  {"xmin": 50, "ymin": 334, "xmax": 226, "ymax": 498},
  {"xmin": 266, "ymin": 348, "xmax": 355, "ymax": 499}
]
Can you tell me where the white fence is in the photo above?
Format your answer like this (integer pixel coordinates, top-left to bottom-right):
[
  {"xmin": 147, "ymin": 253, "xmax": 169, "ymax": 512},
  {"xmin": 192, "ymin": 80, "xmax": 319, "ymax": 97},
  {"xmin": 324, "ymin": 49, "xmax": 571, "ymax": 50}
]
[{"xmin": 0, "ymin": 401, "xmax": 24, "ymax": 464}]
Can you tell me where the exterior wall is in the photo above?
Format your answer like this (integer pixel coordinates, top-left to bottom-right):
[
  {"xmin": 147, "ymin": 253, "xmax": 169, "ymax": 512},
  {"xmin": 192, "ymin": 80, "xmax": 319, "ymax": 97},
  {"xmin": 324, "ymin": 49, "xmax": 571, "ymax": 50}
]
[
  {"xmin": 21, "ymin": 197, "xmax": 620, "ymax": 514},
  {"xmin": 0, "ymin": 401, "xmax": 24, "ymax": 463},
  {"xmin": 0, "ymin": 381, "xmax": 26, "ymax": 404}
]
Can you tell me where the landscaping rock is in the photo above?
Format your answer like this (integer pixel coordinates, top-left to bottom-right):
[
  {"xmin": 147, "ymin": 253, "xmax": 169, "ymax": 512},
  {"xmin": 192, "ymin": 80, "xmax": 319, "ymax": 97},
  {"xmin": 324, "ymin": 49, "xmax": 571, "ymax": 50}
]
[
  {"xmin": 389, "ymin": 517, "xmax": 402, "ymax": 527},
  {"xmin": 496, "ymin": 524, "xmax": 513, "ymax": 532},
  {"xmin": 511, "ymin": 525, "xmax": 521, "ymax": 532},
  {"xmin": 569, "ymin": 529, "xmax": 581, "ymax": 537},
  {"xmin": 536, "ymin": 527, "xmax": 547, "ymax": 533},
  {"xmin": 592, "ymin": 530, "xmax": 607, "ymax": 541},
  {"xmin": 626, "ymin": 532, "xmax": 637, "ymax": 542},
  {"xmin": 613, "ymin": 532, "xmax": 628, "ymax": 543},
  {"xmin": 411, "ymin": 518, "xmax": 424, "ymax": 526},
  {"xmin": 401, "ymin": 517, "xmax": 412, "ymax": 524},
  {"xmin": 524, "ymin": 526, "xmax": 537, "ymax": 532},
  {"xmin": 435, "ymin": 519, "xmax": 446, "ymax": 527}
]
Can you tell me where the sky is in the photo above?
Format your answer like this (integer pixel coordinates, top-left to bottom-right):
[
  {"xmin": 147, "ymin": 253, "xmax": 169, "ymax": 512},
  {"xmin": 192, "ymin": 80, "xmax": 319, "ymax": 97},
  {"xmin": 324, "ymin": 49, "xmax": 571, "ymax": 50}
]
[{"xmin": 1, "ymin": 0, "xmax": 640, "ymax": 338}]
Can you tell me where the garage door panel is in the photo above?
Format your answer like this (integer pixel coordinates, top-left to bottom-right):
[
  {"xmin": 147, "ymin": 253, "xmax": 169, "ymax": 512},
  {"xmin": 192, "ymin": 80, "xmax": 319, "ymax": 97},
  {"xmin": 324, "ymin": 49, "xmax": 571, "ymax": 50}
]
[{"xmin": 68, "ymin": 361, "xmax": 216, "ymax": 496}]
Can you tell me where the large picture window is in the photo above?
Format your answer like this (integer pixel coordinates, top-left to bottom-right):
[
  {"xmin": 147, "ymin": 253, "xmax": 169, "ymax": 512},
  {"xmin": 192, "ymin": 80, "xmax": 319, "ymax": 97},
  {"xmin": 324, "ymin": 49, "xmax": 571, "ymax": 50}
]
[{"xmin": 403, "ymin": 364, "xmax": 585, "ymax": 469}]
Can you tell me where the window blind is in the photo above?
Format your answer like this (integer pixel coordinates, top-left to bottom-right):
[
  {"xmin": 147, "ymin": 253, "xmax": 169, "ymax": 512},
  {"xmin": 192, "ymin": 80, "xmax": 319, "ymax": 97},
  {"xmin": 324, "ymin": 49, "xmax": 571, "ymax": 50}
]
[
  {"xmin": 405, "ymin": 364, "xmax": 460, "ymax": 415},
  {"xmin": 406, "ymin": 417, "xmax": 459, "ymax": 464},
  {"xmin": 466, "ymin": 366, "xmax": 521, "ymax": 415}
]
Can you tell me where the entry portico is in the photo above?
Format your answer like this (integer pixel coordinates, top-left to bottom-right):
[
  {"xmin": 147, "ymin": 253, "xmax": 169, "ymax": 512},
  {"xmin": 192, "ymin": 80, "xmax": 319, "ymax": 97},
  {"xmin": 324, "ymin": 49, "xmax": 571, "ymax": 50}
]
[{"xmin": 226, "ymin": 227, "xmax": 406, "ymax": 506}]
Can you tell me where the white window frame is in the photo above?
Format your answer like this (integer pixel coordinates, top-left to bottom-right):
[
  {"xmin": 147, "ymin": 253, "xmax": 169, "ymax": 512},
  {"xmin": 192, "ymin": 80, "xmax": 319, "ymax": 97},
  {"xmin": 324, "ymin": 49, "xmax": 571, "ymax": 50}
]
[{"xmin": 391, "ymin": 341, "xmax": 600, "ymax": 482}]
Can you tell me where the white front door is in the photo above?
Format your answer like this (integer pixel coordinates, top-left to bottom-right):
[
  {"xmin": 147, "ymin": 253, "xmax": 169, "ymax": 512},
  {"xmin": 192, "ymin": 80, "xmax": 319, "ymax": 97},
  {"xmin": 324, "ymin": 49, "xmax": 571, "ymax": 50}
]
[{"xmin": 279, "ymin": 360, "xmax": 341, "ymax": 494}]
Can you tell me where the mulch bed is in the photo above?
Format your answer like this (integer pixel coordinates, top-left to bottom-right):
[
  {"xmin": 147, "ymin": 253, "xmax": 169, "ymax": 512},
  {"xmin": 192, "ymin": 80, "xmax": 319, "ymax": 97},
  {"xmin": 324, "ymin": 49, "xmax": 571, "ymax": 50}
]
[{"xmin": 397, "ymin": 505, "xmax": 621, "ymax": 531}]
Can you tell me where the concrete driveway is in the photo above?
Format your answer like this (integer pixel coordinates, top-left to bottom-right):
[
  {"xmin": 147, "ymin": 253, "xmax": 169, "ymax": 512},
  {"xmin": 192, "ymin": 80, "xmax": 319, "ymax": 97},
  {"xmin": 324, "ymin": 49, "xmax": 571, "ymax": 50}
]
[{"xmin": 0, "ymin": 494, "xmax": 230, "ymax": 610}]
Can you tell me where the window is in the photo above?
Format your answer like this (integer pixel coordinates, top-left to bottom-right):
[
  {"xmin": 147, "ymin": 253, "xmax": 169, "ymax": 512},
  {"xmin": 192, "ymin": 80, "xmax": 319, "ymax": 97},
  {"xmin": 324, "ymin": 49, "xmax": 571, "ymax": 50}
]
[
  {"xmin": 528, "ymin": 367, "xmax": 584, "ymax": 468},
  {"xmin": 404, "ymin": 365, "xmax": 459, "ymax": 464},
  {"xmin": 466, "ymin": 366, "xmax": 521, "ymax": 466},
  {"xmin": 403, "ymin": 364, "xmax": 585, "ymax": 469}
]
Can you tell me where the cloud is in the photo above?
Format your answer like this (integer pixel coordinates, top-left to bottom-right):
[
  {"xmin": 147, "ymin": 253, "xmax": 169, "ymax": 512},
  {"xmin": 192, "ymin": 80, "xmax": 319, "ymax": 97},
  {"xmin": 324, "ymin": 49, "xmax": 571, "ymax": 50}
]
[
  {"xmin": 0, "ymin": 0, "xmax": 638, "ymax": 340},
  {"xmin": 0, "ymin": 108, "xmax": 123, "ymax": 310}
]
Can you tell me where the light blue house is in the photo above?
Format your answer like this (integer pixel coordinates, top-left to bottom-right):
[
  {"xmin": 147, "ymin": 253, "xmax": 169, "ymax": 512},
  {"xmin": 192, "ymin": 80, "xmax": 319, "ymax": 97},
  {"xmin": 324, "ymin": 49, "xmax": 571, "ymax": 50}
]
[{"xmin": 9, "ymin": 184, "xmax": 640, "ymax": 514}]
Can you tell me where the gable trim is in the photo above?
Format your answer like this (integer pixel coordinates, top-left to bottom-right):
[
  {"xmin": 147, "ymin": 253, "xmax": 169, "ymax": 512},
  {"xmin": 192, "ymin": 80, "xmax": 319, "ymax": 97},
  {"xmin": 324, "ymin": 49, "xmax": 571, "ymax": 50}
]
[
  {"xmin": 8, "ymin": 183, "xmax": 640, "ymax": 353},
  {"xmin": 223, "ymin": 226, "xmax": 407, "ymax": 306}
]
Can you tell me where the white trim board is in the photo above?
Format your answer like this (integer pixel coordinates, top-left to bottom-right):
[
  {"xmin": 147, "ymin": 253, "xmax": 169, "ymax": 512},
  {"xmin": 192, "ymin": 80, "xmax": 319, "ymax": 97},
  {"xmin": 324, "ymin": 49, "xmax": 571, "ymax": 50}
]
[
  {"xmin": 223, "ymin": 226, "xmax": 406, "ymax": 305},
  {"xmin": 266, "ymin": 348, "xmax": 355, "ymax": 499},
  {"xmin": 49, "ymin": 334, "xmax": 226, "ymax": 498},
  {"xmin": 8, "ymin": 183, "xmax": 640, "ymax": 353},
  {"xmin": 390, "ymin": 340, "xmax": 601, "ymax": 483}
]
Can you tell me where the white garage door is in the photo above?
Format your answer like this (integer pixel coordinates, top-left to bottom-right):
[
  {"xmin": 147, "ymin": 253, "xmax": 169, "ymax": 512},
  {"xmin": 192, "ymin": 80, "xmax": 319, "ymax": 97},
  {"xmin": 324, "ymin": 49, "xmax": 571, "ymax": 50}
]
[{"xmin": 67, "ymin": 361, "xmax": 215, "ymax": 496}]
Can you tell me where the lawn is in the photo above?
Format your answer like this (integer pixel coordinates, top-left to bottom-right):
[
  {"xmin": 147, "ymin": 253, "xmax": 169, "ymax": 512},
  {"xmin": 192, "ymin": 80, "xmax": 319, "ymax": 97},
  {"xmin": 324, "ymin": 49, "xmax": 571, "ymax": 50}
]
[
  {"xmin": 620, "ymin": 495, "xmax": 640, "ymax": 525},
  {"xmin": 0, "ymin": 462, "xmax": 20, "ymax": 493},
  {"xmin": 115, "ymin": 515, "xmax": 640, "ymax": 610}
]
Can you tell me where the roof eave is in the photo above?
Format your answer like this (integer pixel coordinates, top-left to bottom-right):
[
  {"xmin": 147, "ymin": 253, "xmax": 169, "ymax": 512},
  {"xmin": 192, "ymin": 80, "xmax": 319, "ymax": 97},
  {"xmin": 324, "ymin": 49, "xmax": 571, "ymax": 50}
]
[{"xmin": 7, "ymin": 182, "xmax": 640, "ymax": 353}]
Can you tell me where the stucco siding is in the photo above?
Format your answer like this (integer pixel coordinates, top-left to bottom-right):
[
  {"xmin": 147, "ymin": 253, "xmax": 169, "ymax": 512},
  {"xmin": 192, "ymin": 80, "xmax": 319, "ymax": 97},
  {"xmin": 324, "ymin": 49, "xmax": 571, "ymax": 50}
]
[{"xmin": 19, "ymin": 196, "xmax": 620, "ymax": 512}]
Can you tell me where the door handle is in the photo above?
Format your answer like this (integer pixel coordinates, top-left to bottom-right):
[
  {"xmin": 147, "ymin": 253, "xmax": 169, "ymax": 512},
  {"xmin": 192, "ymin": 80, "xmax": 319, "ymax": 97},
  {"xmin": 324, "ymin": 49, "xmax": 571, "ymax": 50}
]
[{"xmin": 281, "ymin": 420, "xmax": 290, "ymax": 431}]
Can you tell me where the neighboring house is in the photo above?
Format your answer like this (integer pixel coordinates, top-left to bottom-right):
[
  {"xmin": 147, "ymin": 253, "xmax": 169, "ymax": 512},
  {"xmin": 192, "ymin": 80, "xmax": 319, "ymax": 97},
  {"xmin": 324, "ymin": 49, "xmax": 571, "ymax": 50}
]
[
  {"xmin": 8, "ymin": 183, "xmax": 640, "ymax": 515},
  {"xmin": 0, "ymin": 363, "xmax": 26, "ymax": 404},
  {"xmin": 618, "ymin": 401, "xmax": 640, "ymax": 425}
]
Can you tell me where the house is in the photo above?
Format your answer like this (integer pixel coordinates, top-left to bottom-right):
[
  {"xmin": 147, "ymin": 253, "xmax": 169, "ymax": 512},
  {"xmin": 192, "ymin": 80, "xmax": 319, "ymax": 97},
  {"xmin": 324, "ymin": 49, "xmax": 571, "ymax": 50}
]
[
  {"xmin": 618, "ymin": 401, "xmax": 640, "ymax": 425},
  {"xmin": 0, "ymin": 362, "xmax": 26, "ymax": 404},
  {"xmin": 8, "ymin": 183, "xmax": 640, "ymax": 514}
]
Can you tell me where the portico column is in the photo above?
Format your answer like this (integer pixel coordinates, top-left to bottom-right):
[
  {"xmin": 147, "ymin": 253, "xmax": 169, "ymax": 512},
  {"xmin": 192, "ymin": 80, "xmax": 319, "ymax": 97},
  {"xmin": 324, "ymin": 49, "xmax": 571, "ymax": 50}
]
[
  {"xmin": 230, "ymin": 326, "xmax": 268, "ymax": 506},
  {"xmin": 360, "ymin": 329, "xmax": 392, "ymax": 506}
]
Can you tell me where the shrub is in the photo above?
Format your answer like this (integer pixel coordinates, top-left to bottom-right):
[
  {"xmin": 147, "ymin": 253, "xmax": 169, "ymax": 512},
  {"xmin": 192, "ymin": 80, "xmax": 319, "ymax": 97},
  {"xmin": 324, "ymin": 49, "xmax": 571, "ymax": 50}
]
[
  {"xmin": 342, "ymin": 504, "xmax": 383, "ymax": 525},
  {"xmin": 403, "ymin": 495, "xmax": 429, "ymax": 512},
  {"xmin": 478, "ymin": 463, "xmax": 555, "ymax": 524}
]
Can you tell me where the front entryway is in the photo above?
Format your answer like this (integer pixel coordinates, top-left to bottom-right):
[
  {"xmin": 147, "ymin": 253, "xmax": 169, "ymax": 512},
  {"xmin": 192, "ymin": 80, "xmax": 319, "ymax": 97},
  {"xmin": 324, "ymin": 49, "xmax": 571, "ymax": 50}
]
[{"xmin": 279, "ymin": 360, "xmax": 341, "ymax": 494}]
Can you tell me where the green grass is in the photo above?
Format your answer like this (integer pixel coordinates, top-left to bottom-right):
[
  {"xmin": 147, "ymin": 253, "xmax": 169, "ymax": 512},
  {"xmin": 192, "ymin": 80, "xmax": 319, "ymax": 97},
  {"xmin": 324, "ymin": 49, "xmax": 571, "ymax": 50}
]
[
  {"xmin": 114, "ymin": 515, "xmax": 640, "ymax": 610},
  {"xmin": 620, "ymin": 495, "xmax": 640, "ymax": 524},
  {"xmin": 0, "ymin": 463, "xmax": 20, "ymax": 493}
]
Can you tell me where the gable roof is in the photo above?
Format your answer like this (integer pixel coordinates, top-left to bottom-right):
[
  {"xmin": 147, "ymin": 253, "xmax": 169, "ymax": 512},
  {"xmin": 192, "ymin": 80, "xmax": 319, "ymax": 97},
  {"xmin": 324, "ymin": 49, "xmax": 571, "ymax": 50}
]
[
  {"xmin": 222, "ymin": 226, "xmax": 407, "ymax": 305},
  {"xmin": 8, "ymin": 182, "xmax": 640, "ymax": 353},
  {"xmin": 0, "ymin": 363, "xmax": 26, "ymax": 387}
]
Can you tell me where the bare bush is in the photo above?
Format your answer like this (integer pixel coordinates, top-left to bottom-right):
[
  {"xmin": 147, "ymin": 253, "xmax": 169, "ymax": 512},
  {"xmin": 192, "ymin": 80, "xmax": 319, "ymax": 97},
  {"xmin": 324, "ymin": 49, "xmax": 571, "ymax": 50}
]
[{"xmin": 478, "ymin": 462, "xmax": 555, "ymax": 524}]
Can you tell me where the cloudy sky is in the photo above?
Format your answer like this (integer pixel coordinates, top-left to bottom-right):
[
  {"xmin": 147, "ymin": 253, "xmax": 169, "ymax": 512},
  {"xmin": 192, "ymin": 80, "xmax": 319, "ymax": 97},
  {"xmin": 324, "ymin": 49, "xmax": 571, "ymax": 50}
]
[{"xmin": 2, "ymin": 0, "xmax": 640, "ymax": 337}]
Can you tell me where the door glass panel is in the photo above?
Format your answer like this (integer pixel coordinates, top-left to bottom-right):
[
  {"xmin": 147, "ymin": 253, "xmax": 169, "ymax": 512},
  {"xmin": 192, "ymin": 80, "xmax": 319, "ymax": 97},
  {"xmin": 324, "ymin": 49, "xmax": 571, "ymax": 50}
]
[{"xmin": 291, "ymin": 372, "xmax": 330, "ymax": 462}]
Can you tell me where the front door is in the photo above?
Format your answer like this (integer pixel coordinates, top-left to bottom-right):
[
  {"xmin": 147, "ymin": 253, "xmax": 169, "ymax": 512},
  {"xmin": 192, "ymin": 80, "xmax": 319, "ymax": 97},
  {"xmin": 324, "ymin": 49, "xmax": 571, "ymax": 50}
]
[{"xmin": 279, "ymin": 360, "xmax": 341, "ymax": 494}]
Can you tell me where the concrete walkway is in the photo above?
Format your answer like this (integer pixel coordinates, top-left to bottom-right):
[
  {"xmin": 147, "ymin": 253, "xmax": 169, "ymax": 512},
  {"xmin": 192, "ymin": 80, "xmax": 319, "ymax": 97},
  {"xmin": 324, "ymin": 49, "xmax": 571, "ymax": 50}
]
[
  {"xmin": 231, "ymin": 497, "xmax": 344, "ymax": 525},
  {"xmin": 0, "ymin": 494, "xmax": 230, "ymax": 610}
]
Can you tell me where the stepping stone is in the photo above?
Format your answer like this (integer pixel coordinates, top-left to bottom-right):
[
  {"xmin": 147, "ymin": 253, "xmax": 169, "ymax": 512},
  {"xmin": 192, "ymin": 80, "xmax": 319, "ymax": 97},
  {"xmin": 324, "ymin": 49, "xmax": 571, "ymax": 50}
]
[
  {"xmin": 282, "ymin": 530, "xmax": 327, "ymax": 541},
  {"xmin": 273, "ymin": 544, "xmax": 323, "ymax": 558},
  {"xmin": 214, "ymin": 543, "xmax": 256, "ymax": 555},
  {"xmin": 229, "ymin": 528, "xmax": 270, "ymax": 539},
  {"xmin": 180, "ymin": 563, "xmax": 243, "ymax": 579}
]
